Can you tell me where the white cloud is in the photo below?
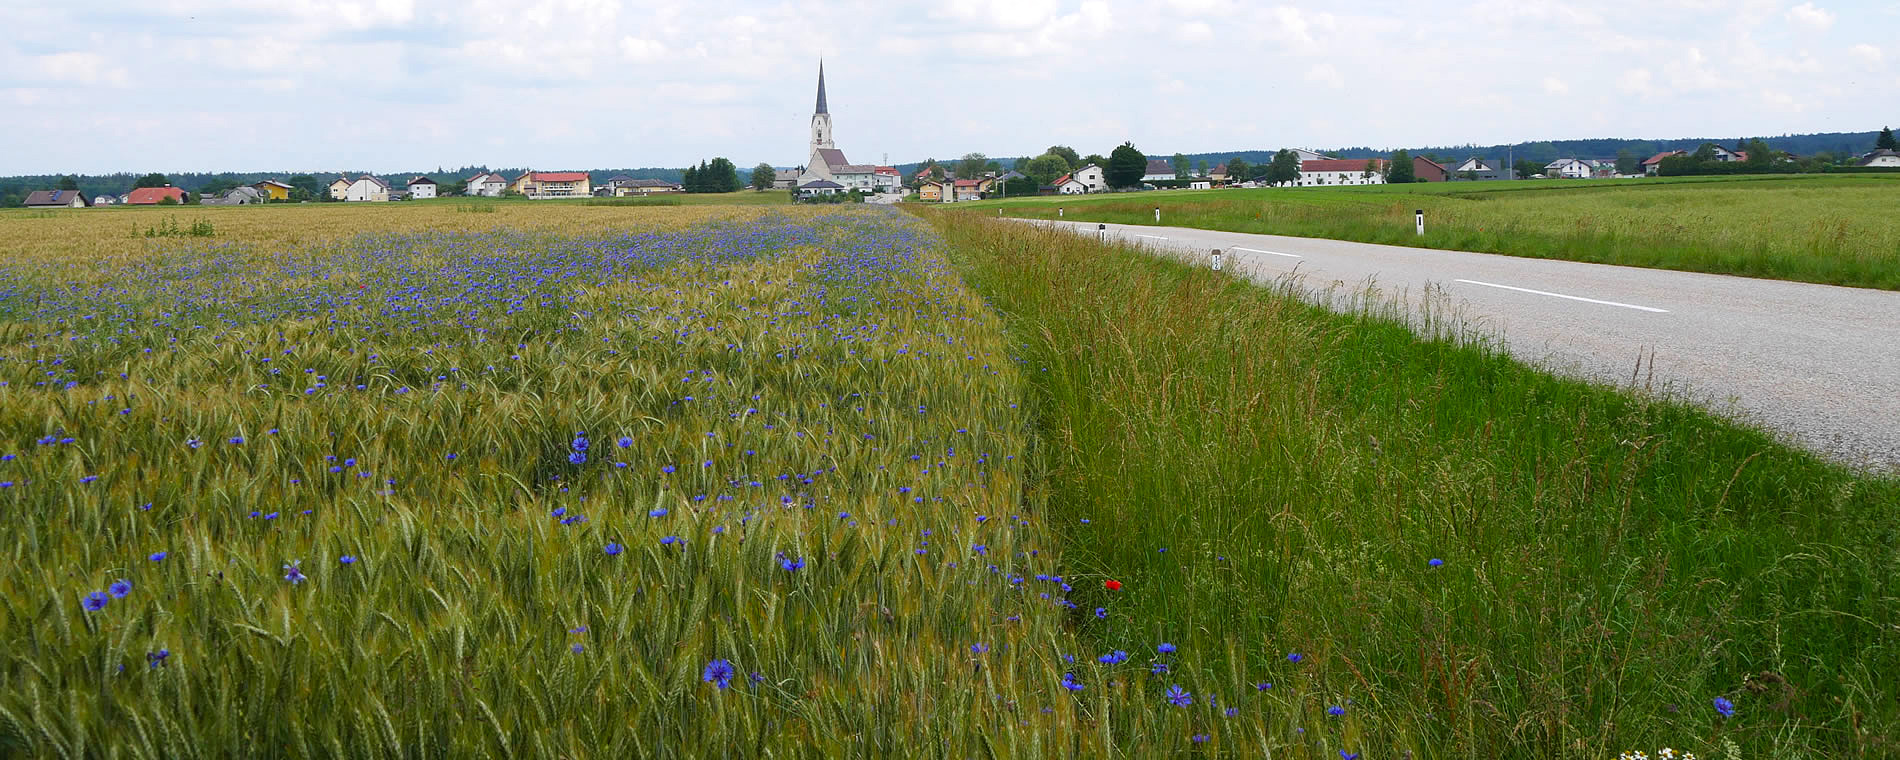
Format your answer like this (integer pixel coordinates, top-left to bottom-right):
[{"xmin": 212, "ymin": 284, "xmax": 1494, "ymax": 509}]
[
  {"xmin": 1849, "ymin": 43, "xmax": 1883, "ymax": 65},
  {"xmin": 1617, "ymin": 68, "xmax": 1660, "ymax": 97},
  {"xmin": 1785, "ymin": 2, "xmax": 1834, "ymax": 29},
  {"xmin": 1304, "ymin": 63, "xmax": 1343, "ymax": 89},
  {"xmin": 619, "ymin": 37, "xmax": 666, "ymax": 62},
  {"xmin": 1541, "ymin": 76, "xmax": 1569, "ymax": 94}
]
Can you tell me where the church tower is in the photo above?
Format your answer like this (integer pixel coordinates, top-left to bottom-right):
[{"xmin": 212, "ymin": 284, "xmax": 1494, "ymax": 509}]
[{"xmin": 810, "ymin": 61, "xmax": 834, "ymax": 152}]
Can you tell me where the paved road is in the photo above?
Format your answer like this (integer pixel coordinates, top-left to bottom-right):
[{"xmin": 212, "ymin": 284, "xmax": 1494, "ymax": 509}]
[{"xmin": 1024, "ymin": 219, "xmax": 1900, "ymax": 472}]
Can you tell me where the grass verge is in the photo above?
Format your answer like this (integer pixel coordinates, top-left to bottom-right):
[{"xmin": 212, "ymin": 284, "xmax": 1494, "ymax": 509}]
[{"xmin": 927, "ymin": 210, "xmax": 1900, "ymax": 757}]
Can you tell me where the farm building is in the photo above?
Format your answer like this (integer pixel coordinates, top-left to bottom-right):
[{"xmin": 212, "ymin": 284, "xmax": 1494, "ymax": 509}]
[
  {"xmin": 408, "ymin": 177, "xmax": 437, "ymax": 199},
  {"xmin": 126, "ymin": 187, "xmax": 188, "ymax": 205},
  {"xmin": 1293, "ymin": 158, "xmax": 1388, "ymax": 187},
  {"xmin": 24, "ymin": 190, "xmax": 89, "ymax": 208},
  {"xmin": 1413, "ymin": 156, "xmax": 1450, "ymax": 182}
]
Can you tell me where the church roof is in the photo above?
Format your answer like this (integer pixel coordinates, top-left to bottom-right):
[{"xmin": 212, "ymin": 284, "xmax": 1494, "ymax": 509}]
[
  {"xmin": 815, "ymin": 62, "xmax": 828, "ymax": 115},
  {"xmin": 816, "ymin": 148, "xmax": 850, "ymax": 168}
]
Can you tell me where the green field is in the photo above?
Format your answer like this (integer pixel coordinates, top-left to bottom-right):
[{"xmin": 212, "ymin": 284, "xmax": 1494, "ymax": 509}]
[
  {"xmin": 957, "ymin": 174, "xmax": 1900, "ymax": 290},
  {"xmin": 1, "ymin": 203, "xmax": 1895, "ymax": 758}
]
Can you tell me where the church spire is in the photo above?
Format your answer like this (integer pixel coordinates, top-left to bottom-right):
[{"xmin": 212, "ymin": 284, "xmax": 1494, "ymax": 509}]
[{"xmin": 815, "ymin": 61, "xmax": 828, "ymax": 115}]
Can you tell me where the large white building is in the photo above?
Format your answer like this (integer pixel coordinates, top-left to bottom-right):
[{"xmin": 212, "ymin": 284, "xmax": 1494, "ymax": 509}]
[
  {"xmin": 344, "ymin": 174, "xmax": 390, "ymax": 202},
  {"xmin": 795, "ymin": 63, "xmax": 900, "ymax": 195},
  {"xmin": 1293, "ymin": 159, "xmax": 1388, "ymax": 187}
]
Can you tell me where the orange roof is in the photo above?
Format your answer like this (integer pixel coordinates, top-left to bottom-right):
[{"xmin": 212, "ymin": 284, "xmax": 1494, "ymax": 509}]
[
  {"xmin": 126, "ymin": 187, "xmax": 187, "ymax": 204},
  {"xmin": 874, "ymin": 166, "xmax": 900, "ymax": 175},
  {"xmin": 529, "ymin": 172, "xmax": 589, "ymax": 182}
]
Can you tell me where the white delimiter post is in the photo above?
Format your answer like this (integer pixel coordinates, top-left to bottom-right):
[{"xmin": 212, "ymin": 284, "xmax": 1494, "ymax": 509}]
[
  {"xmin": 1154, "ymin": 207, "xmax": 1161, "ymax": 223},
  {"xmin": 1098, "ymin": 223, "xmax": 1106, "ymax": 243},
  {"xmin": 1210, "ymin": 249, "xmax": 1223, "ymax": 272},
  {"xmin": 1058, "ymin": 207, "xmax": 1064, "ymax": 218},
  {"xmin": 1415, "ymin": 209, "xmax": 1425, "ymax": 235}
]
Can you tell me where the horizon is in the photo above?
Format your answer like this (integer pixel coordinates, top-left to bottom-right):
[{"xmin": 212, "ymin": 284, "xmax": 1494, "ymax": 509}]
[{"xmin": 5, "ymin": 1, "xmax": 1896, "ymax": 175}]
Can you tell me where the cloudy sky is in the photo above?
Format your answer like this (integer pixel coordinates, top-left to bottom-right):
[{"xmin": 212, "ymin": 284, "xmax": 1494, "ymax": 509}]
[{"xmin": 4, "ymin": 0, "xmax": 1894, "ymax": 175}]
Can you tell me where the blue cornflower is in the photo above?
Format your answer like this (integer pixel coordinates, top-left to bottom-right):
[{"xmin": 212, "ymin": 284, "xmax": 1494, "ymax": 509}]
[
  {"xmin": 1061, "ymin": 673, "xmax": 1084, "ymax": 692},
  {"xmin": 662, "ymin": 464, "xmax": 676, "ymax": 474},
  {"xmin": 649, "ymin": 507, "xmax": 668, "ymax": 518},
  {"xmin": 972, "ymin": 544, "xmax": 987, "ymax": 555},
  {"xmin": 149, "ymin": 551, "xmax": 167, "ymax": 561},
  {"xmin": 1094, "ymin": 607, "xmax": 1107, "ymax": 619},
  {"xmin": 1165, "ymin": 685, "xmax": 1193, "ymax": 707},
  {"xmin": 339, "ymin": 555, "xmax": 357, "ymax": 565},
  {"xmin": 970, "ymin": 642, "xmax": 989, "ymax": 655},
  {"xmin": 551, "ymin": 507, "xmax": 566, "ymax": 517},
  {"xmin": 703, "ymin": 659, "xmax": 735, "ymax": 689},
  {"xmin": 81, "ymin": 591, "xmax": 108, "ymax": 612},
  {"xmin": 1327, "ymin": 705, "xmax": 1345, "ymax": 717},
  {"xmin": 1226, "ymin": 707, "xmax": 1239, "ymax": 717},
  {"xmin": 660, "ymin": 535, "xmax": 681, "ymax": 545},
  {"xmin": 1428, "ymin": 558, "xmax": 1444, "ymax": 567},
  {"xmin": 571, "ymin": 643, "xmax": 585, "ymax": 654},
  {"xmin": 780, "ymin": 557, "xmax": 805, "ymax": 571},
  {"xmin": 147, "ymin": 649, "xmax": 170, "ymax": 668},
  {"xmin": 283, "ymin": 561, "xmax": 306, "ymax": 584},
  {"xmin": 229, "ymin": 436, "xmax": 244, "ymax": 445},
  {"xmin": 570, "ymin": 435, "xmax": 589, "ymax": 452},
  {"xmin": 1151, "ymin": 662, "xmax": 1170, "ymax": 675},
  {"xmin": 1254, "ymin": 682, "xmax": 1273, "ymax": 691},
  {"xmin": 569, "ymin": 626, "xmax": 588, "ymax": 634},
  {"xmin": 1713, "ymin": 696, "xmax": 1735, "ymax": 718},
  {"xmin": 616, "ymin": 436, "xmax": 633, "ymax": 448},
  {"xmin": 108, "ymin": 579, "xmax": 132, "ymax": 598},
  {"xmin": 605, "ymin": 542, "xmax": 623, "ymax": 556},
  {"xmin": 568, "ymin": 451, "xmax": 587, "ymax": 465},
  {"xmin": 1097, "ymin": 650, "xmax": 1129, "ymax": 664},
  {"xmin": 1157, "ymin": 642, "xmax": 1176, "ymax": 654},
  {"xmin": 1340, "ymin": 752, "xmax": 1361, "ymax": 760},
  {"xmin": 1287, "ymin": 653, "xmax": 1303, "ymax": 663}
]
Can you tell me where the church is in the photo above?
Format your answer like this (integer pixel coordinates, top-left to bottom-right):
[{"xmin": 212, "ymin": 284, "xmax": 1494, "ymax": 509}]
[{"xmin": 793, "ymin": 63, "xmax": 900, "ymax": 196}]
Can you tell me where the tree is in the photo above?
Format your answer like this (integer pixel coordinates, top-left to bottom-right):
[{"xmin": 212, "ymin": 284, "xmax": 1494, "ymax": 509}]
[
  {"xmin": 1691, "ymin": 143, "xmax": 1719, "ymax": 162},
  {"xmin": 1022, "ymin": 153, "xmax": 1071, "ymax": 186},
  {"xmin": 441, "ymin": 180, "xmax": 467, "ymax": 197},
  {"xmin": 1106, "ymin": 143, "xmax": 1147, "ymax": 189},
  {"xmin": 1512, "ymin": 159, "xmax": 1541, "ymax": 179},
  {"xmin": 1082, "ymin": 154, "xmax": 1108, "ymax": 168},
  {"xmin": 1195, "ymin": 159, "xmax": 1209, "ymax": 177},
  {"xmin": 1266, "ymin": 149, "xmax": 1301, "ymax": 186},
  {"xmin": 984, "ymin": 160, "xmax": 1004, "ymax": 176},
  {"xmin": 1879, "ymin": 126, "xmax": 1897, "ymax": 150},
  {"xmin": 1045, "ymin": 146, "xmax": 1082, "ymax": 170},
  {"xmin": 1226, "ymin": 158, "xmax": 1250, "ymax": 181},
  {"xmin": 1615, "ymin": 149, "xmax": 1639, "ymax": 175},
  {"xmin": 1386, "ymin": 150, "xmax": 1414, "ymax": 184},
  {"xmin": 134, "ymin": 173, "xmax": 170, "ymax": 189},
  {"xmin": 198, "ymin": 178, "xmax": 238, "ymax": 197},
  {"xmin": 750, "ymin": 163, "xmax": 776, "ymax": 191},
  {"xmin": 58, "ymin": 176, "xmax": 79, "ymax": 191},
  {"xmin": 1171, "ymin": 153, "xmax": 1190, "ymax": 179},
  {"xmin": 955, "ymin": 153, "xmax": 989, "ymax": 180},
  {"xmin": 1742, "ymin": 138, "xmax": 1774, "ymax": 169},
  {"xmin": 1003, "ymin": 176, "xmax": 1039, "ymax": 197},
  {"xmin": 287, "ymin": 174, "xmax": 320, "ymax": 197}
]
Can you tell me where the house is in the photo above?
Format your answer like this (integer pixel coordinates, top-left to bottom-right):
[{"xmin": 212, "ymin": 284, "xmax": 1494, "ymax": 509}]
[
  {"xmin": 511, "ymin": 171, "xmax": 591, "ymax": 199},
  {"xmin": 252, "ymin": 180, "xmax": 293, "ymax": 201},
  {"xmin": 1285, "ymin": 148, "xmax": 1332, "ymax": 161},
  {"xmin": 408, "ymin": 176, "xmax": 437, "ymax": 199},
  {"xmin": 613, "ymin": 178, "xmax": 683, "ymax": 196},
  {"xmin": 1705, "ymin": 144, "xmax": 1744, "ymax": 162},
  {"xmin": 92, "ymin": 194, "xmax": 118, "ymax": 207},
  {"xmin": 327, "ymin": 177, "xmax": 353, "ymax": 200},
  {"xmin": 917, "ymin": 179, "xmax": 948, "ymax": 202},
  {"xmin": 797, "ymin": 179, "xmax": 844, "ymax": 198},
  {"xmin": 1641, "ymin": 151, "xmax": 1686, "ymax": 176},
  {"xmin": 873, "ymin": 166, "xmax": 903, "ymax": 192},
  {"xmin": 126, "ymin": 187, "xmax": 188, "ymax": 205},
  {"xmin": 1186, "ymin": 179, "xmax": 1211, "ymax": 190},
  {"xmin": 1855, "ymin": 149, "xmax": 1900, "ymax": 168},
  {"xmin": 1294, "ymin": 159, "xmax": 1388, "ymax": 187},
  {"xmin": 23, "ymin": 190, "xmax": 89, "ymax": 208},
  {"xmin": 952, "ymin": 179, "xmax": 984, "ymax": 201},
  {"xmin": 1208, "ymin": 164, "xmax": 1229, "ymax": 182},
  {"xmin": 773, "ymin": 169, "xmax": 802, "ymax": 190},
  {"xmin": 345, "ymin": 175, "xmax": 390, "ymax": 202},
  {"xmin": 1141, "ymin": 159, "xmax": 1178, "ymax": 182},
  {"xmin": 1449, "ymin": 157, "xmax": 1508, "ymax": 180},
  {"xmin": 466, "ymin": 172, "xmax": 508, "ymax": 197},
  {"xmin": 1071, "ymin": 163, "xmax": 1107, "ymax": 193},
  {"xmin": 1412, "ymin": 156, "xmax": 1450, "ymax": 182},
  {"xmin": 200, "ymin": 186, "xmax": 265, "ymax": 205},
  {"xmin": 1589, "ymin": 159, "xmax": 1618, "ymax": 179},
  {"xmin": 1544, "ymin": 158, "xmax": 1592, "ymax": 179}
]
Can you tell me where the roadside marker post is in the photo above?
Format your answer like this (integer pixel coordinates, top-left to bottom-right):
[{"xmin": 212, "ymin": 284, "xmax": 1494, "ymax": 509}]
[
  {"xmin": 1154, "ymin": 207, "xmax": 1161, "ymax": 223},
  {"xmin": 1415, "ymin": 209, "xmax": 1425, "ymax": 236},
  {"xmin": 1210, "ymin": 248, "xmax": 1223, "ymax": 272},
  {"xmin": 1058, "ymin": 207, "xmax": 1064, "ymax": 218},
  {"xmin": 1098, "ymin": 223, "xmax": 1106, "ymax": 243}
]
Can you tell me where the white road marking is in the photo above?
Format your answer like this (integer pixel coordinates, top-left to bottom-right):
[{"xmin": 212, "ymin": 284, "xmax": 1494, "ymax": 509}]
[
  {"xmin": 1229, "ymin": 246, "xmax": 1303, "ymax": 259},
  {"xmin": 1454, "ymin": 279, "xmax": 1669, "ymax": 313},
  {"xmin": 1134, "ymin": 234, "xmax": 1169, "ymax": 240}
]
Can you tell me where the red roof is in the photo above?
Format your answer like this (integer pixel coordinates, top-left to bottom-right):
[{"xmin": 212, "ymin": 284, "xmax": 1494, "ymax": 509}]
[
  {"xmin": 529, "ymin": 172, "xmax": 588, "ymax": 182},
  {"xmin": 874, "ymin": 166, "xmax": 900, "ymax": 175},
  {"xmin": 1642, "ymin": 151, "xmax": 1684, "ymax": 165},
  {"xmin": 952, "ymin": 179, "xmax": 982, "ymax": 188},
  {"xmin": 1053, "ymin": 173, "xmax": 1073, "ymax": 184},
  {"xmin": 126, "ymin": 187, "xmax": 187, "ymax": 204},
  {"xmin": 1301, "ymin": 159, "xmax": 1385, "ymax": 172}
]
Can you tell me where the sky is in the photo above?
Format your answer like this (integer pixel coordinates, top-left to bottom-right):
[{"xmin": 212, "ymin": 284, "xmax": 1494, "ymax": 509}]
[{"xmin": 3, "ymin": 0, "xmax": 1895, "ymax": 175}]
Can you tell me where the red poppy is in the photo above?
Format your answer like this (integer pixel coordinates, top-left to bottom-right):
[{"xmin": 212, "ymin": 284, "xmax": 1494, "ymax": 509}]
[{"xmin": 1104, "ymin": 579, "xmax": 1122, "ymax": 591}]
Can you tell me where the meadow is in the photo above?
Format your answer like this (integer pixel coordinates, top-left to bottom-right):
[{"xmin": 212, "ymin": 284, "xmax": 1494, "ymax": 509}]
[
  {"xmin": 2, "ymin": 202, "xmax": 1896, "ymax": 758},
  {"xmin": 960, "ymin": 174, "xmax": 1900, "ymax": 290}
]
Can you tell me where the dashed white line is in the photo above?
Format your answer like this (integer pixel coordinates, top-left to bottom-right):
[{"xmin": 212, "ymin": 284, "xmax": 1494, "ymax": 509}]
[
  {"xmin": 1134, "ymin": 234, "xmax": 1169, "ymax": 240},
  {"xmin": 1454, "ymin": 279, "xmax": 1669, "ymax": 313},
  {"xmin": 1229, "ymin": 246, "xmax": 1303, "ymax": 259}
]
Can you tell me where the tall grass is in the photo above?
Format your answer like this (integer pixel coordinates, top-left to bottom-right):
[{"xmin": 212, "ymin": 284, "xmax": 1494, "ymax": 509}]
[
  {"xmin": 928, "ymin": 211, "xmax": 1900, "ymax": 758},
  {"xmin": 968, "ymin": 174, "xmax": 1900, "ymax": 289}
]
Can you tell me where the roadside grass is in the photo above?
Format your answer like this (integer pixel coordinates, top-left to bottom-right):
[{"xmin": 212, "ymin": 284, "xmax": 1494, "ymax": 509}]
[
  {"xmin": 927, "ymin": 211, "xmax": 1900, "ymax": 758},
  {"xmin": 957, "ymin": 173, "xmax": 1900, "ymax": 289}
]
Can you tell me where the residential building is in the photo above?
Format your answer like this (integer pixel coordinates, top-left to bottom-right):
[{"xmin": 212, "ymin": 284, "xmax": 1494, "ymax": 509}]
[
  {"xmin": 1412, "ymin": 156, "xmax": 1449, "ymax": 182},
  {"xmin": 327, "ymin": 176, "xmax": 352, "ymax": 200},
  {"xmin": 1294, "ymin": 159, "xmax": 1388, "ymax": 187},
  {"xmin": 24, "ymin": 190, "xmax": 89, "ymax": 208},
  {"xmin": 873, "ymin": 166, "xmax": 902, "ymax": 192},
  {"xmin": 511, "ymin": 171, "xmax": 591, "ymax": 198},
  {"xmin": 126, "ymin": 187, "xmax": 189, "ymax": 205},
  {"xmin": 408, "ymin": 176, "xmax": 437, "ymax": 199},
  {"xmin": 1186, "ymin": 179, "xmax": 1211, "ymax": 190},
  {"xmin": 1450, "ymin": 157, "xmax": 1508, "ymax": 180},
  {"xmin": 92, "ymin": 194, "xmax": 118, "ymax": 207},
  {"xmin": 1855, "ymin": 149, "xmax": 1900, "ymax": 167},
  {"xmin": 952, "ymin": 179, "xmax": 983, "ymax": 201},
  {"xmin": 798, "ymin": 179, "xmax": 845, "ymax": 198},
  {"xmin": 1641, "ymin": 151, "xmax": 1686, "ymax": 175},
  {"xmin": 1544, "ymin": 158, "xmax": 1592, "ymax": 179},
  {"xmin": 918, "ymin": 179, "xmax": 948, "ymax": 202},
  {"xmin": 1208, "ymin": 164, "xmax": 1229, "ymax": 182},
  {"xmin": 773, "ymin": 169, "xmax": 802, "ymax": 190},
  {"xmin": 252, "ymin": 180, "xmax": 293, "ymax": 201},
  {"xmin": 1140, "ymin": 159, "xmax": 1177, "ymax": 183},
  {"xmin": 1285, "ymin": 148, "xmax": 1332, "ymax": 161},
  {"xmin": 1072, "ymin": 163, "xmax": 1107, "ymax": 193},
  {"xmin": 201, "ymin": 187, "xmax": 265, "ymax": 205},
  {"xmin": 1054, "ymin": 173, "xmax": 1088, "ymax": 194},
  {"xmin": 613, "ymin": 178, "xmax": 683, "ymax": 196},
  {"xmin": 345, "ymin": 175, "xmax": 390, "ymax": 202},
  {"xmin": 466, "ymin": 172, "xmax": 508, "ymax": 197}
]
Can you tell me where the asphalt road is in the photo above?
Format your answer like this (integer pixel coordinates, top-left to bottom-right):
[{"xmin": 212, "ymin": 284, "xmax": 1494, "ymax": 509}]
[{"xmin": 1023, "ymin": 219, "xmax": 1900, "ymax": 472}]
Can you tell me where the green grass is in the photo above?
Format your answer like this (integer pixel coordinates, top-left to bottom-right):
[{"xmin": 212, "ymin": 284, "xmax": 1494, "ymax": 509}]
[
  {"xmin": 958, "ymin": 173, "xmax": 1900, "ymax": 289},
  {"xmin": 928, "ymin": 210, "xmax": 1900, "ymax": 757}
]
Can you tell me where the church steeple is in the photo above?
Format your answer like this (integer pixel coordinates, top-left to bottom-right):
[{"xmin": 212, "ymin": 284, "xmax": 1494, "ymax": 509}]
[{"xmin": 815, "ymin": 61, "xmax": 828, "ymax": 115}]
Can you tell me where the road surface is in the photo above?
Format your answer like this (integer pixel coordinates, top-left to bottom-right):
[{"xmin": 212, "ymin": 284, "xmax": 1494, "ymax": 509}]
[{"xmin": 1023, "ymin": 219, "xmax": 1900, "ymax": 472}]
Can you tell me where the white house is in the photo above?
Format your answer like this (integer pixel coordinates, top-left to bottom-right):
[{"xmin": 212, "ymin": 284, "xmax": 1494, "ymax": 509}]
[
  {"xmin": 345, "ymin": 175, "xmax": 390, "ymax": 202},
  {"xmin": 1140, "ymin": 159, "xmax": 1177, "ymax": 182},
  {"xmin": 1294, "ymin": 159, "xmax": 1387, "ymax": 187},
  {"xmin": 466, "ymin": 172, "xmax": 508, "ymax": 197},
  {"xmin": 408, "ymin": 176, "xmax": 437, "ymax": 199},
  {"xmin": 1072, "ymin": 163, "xmax": 1107, "ymax": 193},
  {"xmin": 1856, "ymin": 149, "xmax": 1900, "ymax": 167},
  {"xmin": 1544, "ymin": 158, "xmax": 1591, "ymax": 179},
  {"xmin": 1054, "ymin": 173, "xmax": 1087, "ymax": 194}
]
